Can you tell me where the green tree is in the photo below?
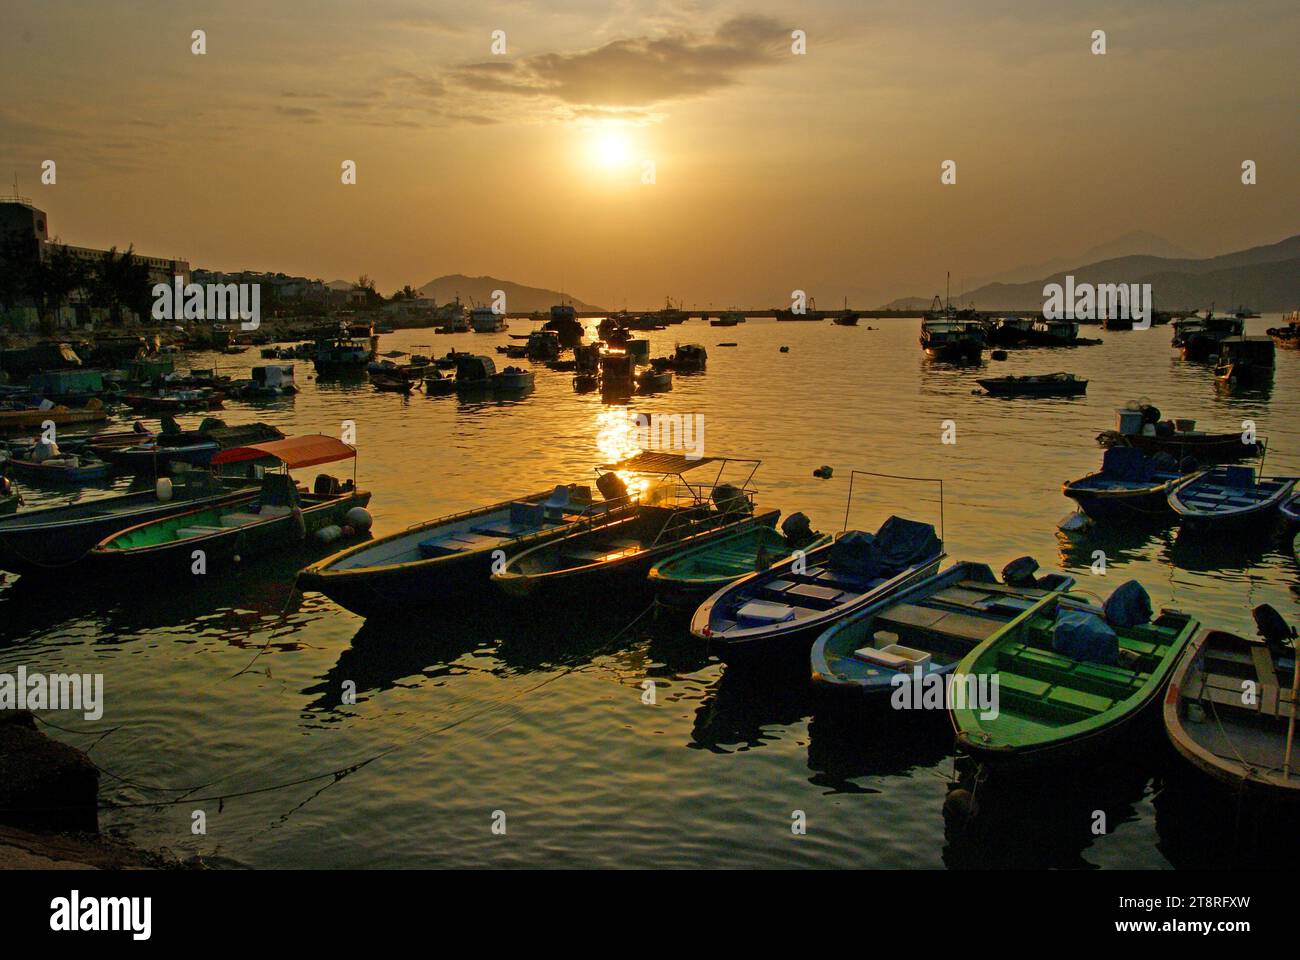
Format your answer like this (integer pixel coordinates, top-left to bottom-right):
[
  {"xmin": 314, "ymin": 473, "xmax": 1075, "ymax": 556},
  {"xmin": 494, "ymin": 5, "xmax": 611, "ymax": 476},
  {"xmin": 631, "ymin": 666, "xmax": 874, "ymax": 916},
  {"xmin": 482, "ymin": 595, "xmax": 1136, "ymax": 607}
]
[{"xmin": 87, "ymin": 245, "xmax": 152, "ymax": 325}]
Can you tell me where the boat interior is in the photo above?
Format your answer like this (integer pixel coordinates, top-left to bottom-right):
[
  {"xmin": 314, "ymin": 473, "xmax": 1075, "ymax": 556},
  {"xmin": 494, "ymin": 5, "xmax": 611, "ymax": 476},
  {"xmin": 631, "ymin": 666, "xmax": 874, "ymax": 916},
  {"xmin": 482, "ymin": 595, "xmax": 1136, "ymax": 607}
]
[
  {"xmin": 1178, "ymin": 630, "xmax": 1297, "ymax": 776},
  {"xmin": 1179, "ymin": 467, "xmax": 1292, "ymax": 513},
  {"xmin": 1073, "ymin": 448, "xmax": 1177, "ymax": 491},
  {"xmin": 984, "ymin": 603, "xmax": 1191, "ymax": 729},
  {"xmin": 330, "ymin": 485, "xmax": 611, "ymax": 570},
  {"xmin": 827, "ymin": 570, "xmax": 1072, "ymax": 679}
]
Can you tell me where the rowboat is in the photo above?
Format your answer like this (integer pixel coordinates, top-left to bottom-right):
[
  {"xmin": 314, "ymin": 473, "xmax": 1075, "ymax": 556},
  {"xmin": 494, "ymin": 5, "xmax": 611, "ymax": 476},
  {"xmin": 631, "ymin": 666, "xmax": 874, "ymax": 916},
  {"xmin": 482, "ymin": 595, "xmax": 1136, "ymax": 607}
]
[
  {"xmin": 0, "ymin": 402, "xmax": 109, "ymax": 433},
  {"xmin": 89, "ymin": 435, "xmax": 369, "ymax": 576},
  {"xmin": 691, "ymin": 515, "xmax": 944, "ymax": 663},
  {"xmin": 648, "ymin": 513, "xmax": 828, "ymax": 608},
  {"xmin": 1280, "ymin": 493, "xmax": 1300, "ymax": 527},
  {"xmin": 99, "ymin": 421, "xmax": 284, "ymax": 474},
  {"xmin": 5, "ymin": 451, "xmax": 110, "ymax": 484},
  {"xmin": 1167, "ymin": 465, "xmax": 1297, "ymax": 531},
  {"xmin": 493, "ymin": 454, "xmax": 765, "ymax": 602},
  {"xmin": 977, "ymin": 372, "xmax": 1087, "ymax": 397},
  {"xmin": 298, "ymin": 483, "xmax": 634, "ymax": 619},
  {"xmin": 1097, "ymin": 427, "xmax": 1261, "ymax": 464},
  {"xmin": 811, "ymin": 560, "xmax": 1075, "ymax": 699},
  {"xmin": 0, "ymin": 474, "xmax": 257, "ymax": 574},
  {"xmin": 951, "ymin": 588, "xmax": 1198, "ymax": 770},
  {"xmin": 1163, "ymin": 605, "xmax": 1300, "ymax": 799},
  {"xmin": 1063, "ymin": 448, "xmax": 1202, "ymax": 523}
]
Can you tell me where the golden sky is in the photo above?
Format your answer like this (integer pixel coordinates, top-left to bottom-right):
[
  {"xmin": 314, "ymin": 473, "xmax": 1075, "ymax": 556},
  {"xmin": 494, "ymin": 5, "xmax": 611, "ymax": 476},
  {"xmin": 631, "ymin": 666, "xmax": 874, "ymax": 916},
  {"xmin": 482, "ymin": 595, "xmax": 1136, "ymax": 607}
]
[{"xmin": 3, "ymin": 0, "xmax": 1297, "ymax": 307}]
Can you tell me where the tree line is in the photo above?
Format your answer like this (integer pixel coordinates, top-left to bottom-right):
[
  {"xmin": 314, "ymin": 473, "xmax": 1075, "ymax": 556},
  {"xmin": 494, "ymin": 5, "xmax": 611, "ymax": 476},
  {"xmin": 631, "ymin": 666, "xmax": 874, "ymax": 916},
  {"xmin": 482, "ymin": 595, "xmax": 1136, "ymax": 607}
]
[{"xmin": 0, "ymin": 233, "xmax": 154, "ymax": 334}]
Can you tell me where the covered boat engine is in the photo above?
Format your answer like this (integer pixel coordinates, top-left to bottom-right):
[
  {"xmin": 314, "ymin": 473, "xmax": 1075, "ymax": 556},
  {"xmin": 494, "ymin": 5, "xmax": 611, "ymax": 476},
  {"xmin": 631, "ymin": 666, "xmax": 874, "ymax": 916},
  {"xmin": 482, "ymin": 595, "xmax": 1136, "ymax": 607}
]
[
  {"xmin": 712, "ymin": 483, "xmax": 750, "ymax": 516},
  {"xmin": 596, "ymin": 471, "xmax": 629, "ymax": 503},
  {"xmin": 781, "ymin": 511, "xmax": 816, "ymax": 548}
]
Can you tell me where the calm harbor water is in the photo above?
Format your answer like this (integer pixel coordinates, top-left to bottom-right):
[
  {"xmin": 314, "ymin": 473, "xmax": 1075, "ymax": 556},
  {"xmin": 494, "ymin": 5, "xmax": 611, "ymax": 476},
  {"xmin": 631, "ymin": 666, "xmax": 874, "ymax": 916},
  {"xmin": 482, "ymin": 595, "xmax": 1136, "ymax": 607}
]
[{"xmin": 2, "ymin": 316, "xmax": 1297, "ymax": 869}]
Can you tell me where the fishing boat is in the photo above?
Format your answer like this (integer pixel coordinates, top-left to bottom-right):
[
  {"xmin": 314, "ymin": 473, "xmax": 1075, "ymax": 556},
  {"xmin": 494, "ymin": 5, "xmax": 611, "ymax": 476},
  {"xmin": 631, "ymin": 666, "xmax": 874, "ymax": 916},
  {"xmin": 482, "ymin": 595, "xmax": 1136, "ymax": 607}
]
[
  {"xmin": 0, "ymin": 473, "xmax": 257, "ymax": 574},
  {"xmin": 833, "ymin": 300, "xmax": 859, "ymax": 326},
  {"xmin": 1063, "ymin": 448, "xmax": 1202, "ymax": 523},
  {"xmin": 298, "ymin": 481, "xmax": 635, "ymax": 619},
  {"xmin": 453, "ymin": 355, "xmax": 535, "ymax": 393},
  {"xmin": 710, "ymin": 311, "xmax": 745, "ymax": 327},
  {"xmin": 89, "ymin": 435, "xmax": 369, "ymax": 576},
  {"xmin": 372, "ymin": 371, "xmax": 415, "ymax": 394},
  {"xmin": 1167, "ymin": 465, "xmax": 1297, "ymax": 531},
  {"xmin": 1267, "ymin": 312, "xmax": 1300, "ymax": 349},
  {"xmin": 101, "ymin": 421, "xmax": 284, "ymax": 474},
  {"xmin": 1024, "ymin": 317, "xmax": 1087, "ymax": 347},
  {"xmin": 494, "ymin": 455, "xmax": 766, "ymax": 602},
  {"xmin": 920, "ymin": 296, "xmax": 984, "ymax": 362},
  {"xmin": 692, "ymin": 515, "xmax": 944, "ymax": 664},
  {"xmin": 313, "ymin": 333, "xmax": 372, "ymax": 374},
  {"xmin": 984, "ymin": 316, "xmax": 1035, "ymax": 347},
  {"xmin": 811, "ymin": 559, "xmax": 1075, "ymax": 700},
  {"xmin": 470, "ymin": 304, "xmax": 509, "ymax": 333},
  {"xmin": 122, "ymin": 389, "xmax": 223, "ymax": 412},
  {"xmin": 635, "ymin": 367, "xmax": 672, "ymax": 393},
  {"xmin": 525, "ymin": 329, "xmax": 561, "ymax": 361},
  {"xmin": 1097, "ymin": 405, "xmax": 1261, "ymax": 464},
  {"xmin": 649, "ymin": 344, "xmax": 707, "ymax": 373},
  {"xmin": 1213, "ymin": 336, "xmax": 1275, "ymax": 387},
  {"xmin": 648, "ymin": 512, "xmax": 829, "ymax": 608},
  {"xmin": 1171, "ymin": 310, "xmax": 1244, "ymax": 361},
  {"xmin": 0, "ymin": 402, "xmax": 109, "ymax": 434},
  {"xmin": 1164, "ymin": 605, "xmax": 1300, "ymax": 799},
  {"xmin": 976, "ymin": 372, "xmax": 1087, "ymax": 397},
  {"xmin": 544, "ymin": 304, "xmax": 585, "ymax": 347},
  {"xmin": 5, "ymin": 445, "xmax": 110, "ymax": 484},
  {"xmin": 951, "ymin": 585, "xmax": 1198, "ymax": 770}
]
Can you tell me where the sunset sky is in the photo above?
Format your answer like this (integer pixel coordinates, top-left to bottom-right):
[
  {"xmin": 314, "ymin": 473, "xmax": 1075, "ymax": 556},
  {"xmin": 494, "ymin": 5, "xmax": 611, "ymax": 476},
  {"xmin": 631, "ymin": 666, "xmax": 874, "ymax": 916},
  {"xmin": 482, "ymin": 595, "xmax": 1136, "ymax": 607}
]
[{"xmin": 3, "ymin": 0, "xmax": 1297, "ymax": 307}]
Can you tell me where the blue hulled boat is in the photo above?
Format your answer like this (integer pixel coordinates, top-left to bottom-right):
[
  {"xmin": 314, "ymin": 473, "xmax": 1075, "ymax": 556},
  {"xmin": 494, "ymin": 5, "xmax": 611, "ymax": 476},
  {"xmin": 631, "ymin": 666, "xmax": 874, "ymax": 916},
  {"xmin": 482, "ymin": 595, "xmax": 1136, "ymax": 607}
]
[
  {"xmin": 1063, "ymin": 448, "xmax": 1202, "ymax": 523},
  {"xmin": 1167, "ymin": 465, "xmax": 1297, "ymax": 531}
]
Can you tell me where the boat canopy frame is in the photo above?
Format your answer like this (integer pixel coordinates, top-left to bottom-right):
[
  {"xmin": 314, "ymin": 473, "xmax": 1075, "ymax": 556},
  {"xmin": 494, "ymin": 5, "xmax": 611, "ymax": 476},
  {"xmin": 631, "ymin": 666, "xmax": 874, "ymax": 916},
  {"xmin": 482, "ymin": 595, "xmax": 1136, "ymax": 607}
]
[
  {"xmin": 843, "ymin": 469, "xmax": 944, "ymax": 542},
  {"xmin": 211, "ymin": 434, "xmax": 358, "ymax": 487}
]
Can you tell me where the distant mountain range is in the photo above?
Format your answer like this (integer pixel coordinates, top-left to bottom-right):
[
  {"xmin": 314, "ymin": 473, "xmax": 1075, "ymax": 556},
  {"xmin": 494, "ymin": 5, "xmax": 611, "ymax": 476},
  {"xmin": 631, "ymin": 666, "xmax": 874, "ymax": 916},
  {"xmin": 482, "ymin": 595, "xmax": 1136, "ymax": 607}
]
[
  {"xmin": 415, "ymin": 275, "xmax": 602, "ymax": 312},
  {"xmin": 883, "ymin": 234, "xmax": 1300, "ymax": 311}
]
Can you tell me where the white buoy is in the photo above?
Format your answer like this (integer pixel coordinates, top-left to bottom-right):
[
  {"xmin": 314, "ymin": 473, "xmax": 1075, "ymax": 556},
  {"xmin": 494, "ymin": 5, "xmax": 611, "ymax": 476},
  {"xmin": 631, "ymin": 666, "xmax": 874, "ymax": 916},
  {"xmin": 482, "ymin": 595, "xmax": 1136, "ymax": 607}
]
[
  {"xmin": 1057, "ymin": 510, "xmax": 1093, "ymax": 535},
  {"xmin": 344, "ymin": 507, "xmax": 373, "ymax": 532},
  {"xmin": 155, "ymin": 477, "xmax": 174, "ymax": 502}
]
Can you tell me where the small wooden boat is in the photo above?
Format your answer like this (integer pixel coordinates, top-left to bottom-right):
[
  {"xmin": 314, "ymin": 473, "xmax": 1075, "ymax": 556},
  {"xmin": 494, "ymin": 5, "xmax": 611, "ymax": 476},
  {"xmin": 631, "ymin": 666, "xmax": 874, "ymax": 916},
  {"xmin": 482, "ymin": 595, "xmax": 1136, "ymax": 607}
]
[
  {"xmin": 0, "ymin": 402, "xmax": 109, "ymax": 433},
  {"xmin": 951, "ymin": 590, "xmax": 1198, "ymax": 770},
  {"xmin": 1097, "ymin": 424, "xmax": 1262, "ymax": 464},
  {"xmin": 494, "ymin": 455, "xmax": 765, "ymax": 602},
  {"xmin": 371, "ymin": 371, "xmax": 414, "ymax": 394},
  {"xmin": 1167, "ymin": 465, "xmax": 1297, "ymax": 531},
  {"xmin": 122, "ymin": 389, "xmax": 223, "ymax": 412},
  {"xmin": 0, "ymin": 473, "xmax": 257, "ymax": 574},
  {"xmin": 811, "ymin": 559, "xmax": 1075, "ymax": 699},
  {"xmin": 648, "ymin": 513, "xmax": 828, "ymax": 608},
  {"xmin": 1063, "ymin": 448, "xmax": 1202, "ymax": 523},
  {"xmin": 649, "ymin": 344, "xmax": 707, "ymax": 373},
  {"xmin": 298, "ymin": 483, "xmax": 633, "ymax": 619},
  {"xmin": 6, "ymin": 444, "xmax": 110, "ymax": 484},
  {"xmin": 90, "ymin": 435, "xmax": 369, "ymax": 576},
  {"xmin": 1164, "ymin": 605, "xmax": 1300, "ymax": 799},
  {"xmin": 691, "ymin": 516, "xmax": 945, "ymax": 663},
  {"xmin": 635, "ymin": 367, "xmax": 672, "ymax": 393},
  {"xmin": 454, "ymin": 355, "xmax": 535, "ymax": 393},
  {"xmin": 977, "ymin": 372, "xmax": 1087, "ymax": 397}
]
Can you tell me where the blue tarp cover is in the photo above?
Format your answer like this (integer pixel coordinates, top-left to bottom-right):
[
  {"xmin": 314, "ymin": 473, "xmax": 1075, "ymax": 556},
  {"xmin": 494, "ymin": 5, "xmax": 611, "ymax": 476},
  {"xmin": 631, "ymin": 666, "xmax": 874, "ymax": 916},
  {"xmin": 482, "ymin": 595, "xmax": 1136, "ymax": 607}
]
[
  {"xmin": 1101, "ymin": 447, "xmax": 1152, "ymax": 483},
  {"xmin": 1104, "ymin": 579, "xmax": 1152, "ymax": 627},
  {"xmin": 829, "ymin": 530, "xmax": 878, "ymax": 579},
  {"xmin": 872, "ymin": 515, "xmax": 941, "ymax": 568},
  {"xmin": 1053, "ymin": 609, "xmax": 1120, "ymax": 666}
]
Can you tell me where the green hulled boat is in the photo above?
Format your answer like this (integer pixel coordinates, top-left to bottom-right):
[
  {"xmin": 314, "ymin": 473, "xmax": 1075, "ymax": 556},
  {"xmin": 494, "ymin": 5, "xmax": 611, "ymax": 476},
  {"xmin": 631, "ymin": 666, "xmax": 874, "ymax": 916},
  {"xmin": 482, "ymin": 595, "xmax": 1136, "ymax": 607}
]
[
  {"xmin": 89, "ymin": 435, "xmax": 369, "ymax": 577},
  {"xmin": 950, "ymin": 590, "xmax": 1198, "ymax": 770},
  {"xmin": 647, "ymin": 513, "xmax": 829, "ymax": 608}
]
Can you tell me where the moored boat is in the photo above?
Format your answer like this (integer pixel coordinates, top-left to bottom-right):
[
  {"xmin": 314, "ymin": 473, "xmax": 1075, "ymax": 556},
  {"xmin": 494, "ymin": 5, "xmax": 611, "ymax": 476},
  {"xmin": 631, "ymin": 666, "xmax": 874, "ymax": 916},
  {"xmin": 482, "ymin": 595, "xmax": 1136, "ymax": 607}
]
[
  {"xmin": 1213, "ymin": 336, "xmax": 1275, "ymax": 387},
  {"xmin": 0, "ymin": 472, "xmax": 257, "ymax": 574},
  {"xmin": 470, "ymin": 304, "xmax": 509, "ymax": 333},
  {"xmin": 0, "ymin": 401, "xmax": 110, "ymax": 434},
  {"xmin": 920, "ymin": 315, "xmax": 984, "ymax": 363},
  {"xmin": 1063, "ymin": 448, "xmax": 1202, "ymax": 523},
  {"xmin": 5, "ymin": 447, "xmax": 110, "ymax": 484},
  {"xmin": 648, "ymin": 512, "xmax": 828, "ymax": 608},
  {"xmin": 811, "ymin": 558, "xmax": 1075, "ymax": 700},
  {"xmin": 951, "ymin": 584, "xmax": 1198, "ymax": 770},
  {"xmin": 1163, "ymin": 605, "xmax": 1300, "ymax": 800},
  {"xmin": 1171, "ymin": 310, "xmax": 1244, "ymax": 361},
  {"xmin": 298, "ymin": 482, "xmax": 634, "ymax": 619},
  {"xmin": 691, "ymin": 515, "xmax": 945, "ymax": 664},
  {"xmin": 89, "ymin": 435, "xmax": 369, "ymax": 576},
  {"xmin": 1167, "ymin": 465, "xmax": 1297, "ymax": 531}
]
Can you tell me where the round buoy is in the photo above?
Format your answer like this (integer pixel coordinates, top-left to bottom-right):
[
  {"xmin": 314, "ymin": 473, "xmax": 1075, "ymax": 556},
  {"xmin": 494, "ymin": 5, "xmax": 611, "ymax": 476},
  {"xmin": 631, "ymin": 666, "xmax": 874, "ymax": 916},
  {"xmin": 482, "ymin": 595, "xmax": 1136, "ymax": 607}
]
[
  {"xmin": 155, "ymin": 477, "xmax": 174, "ymax": 502},
  {"xmin": 315, "ymin": 524, "xmax": 342, "ymax": 545},
  {"xmin": 813, "ymin": 465, "xmax": 833, "ymax": 480},
  {"xmin": 779, "ymin": 346, "xmax": 790, "ymax": 353},
  {"xmin": 345, "ymin": 507, "xmax": 373, "ymax": 532}
]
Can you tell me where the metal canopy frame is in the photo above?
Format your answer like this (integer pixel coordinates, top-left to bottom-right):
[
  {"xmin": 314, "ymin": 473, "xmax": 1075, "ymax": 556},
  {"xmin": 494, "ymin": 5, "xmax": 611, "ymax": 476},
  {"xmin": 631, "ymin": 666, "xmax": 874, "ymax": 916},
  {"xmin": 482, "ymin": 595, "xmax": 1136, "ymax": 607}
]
[{"xmin": 843, "ymin": 469, "xmax": 945, "ymax": 542}]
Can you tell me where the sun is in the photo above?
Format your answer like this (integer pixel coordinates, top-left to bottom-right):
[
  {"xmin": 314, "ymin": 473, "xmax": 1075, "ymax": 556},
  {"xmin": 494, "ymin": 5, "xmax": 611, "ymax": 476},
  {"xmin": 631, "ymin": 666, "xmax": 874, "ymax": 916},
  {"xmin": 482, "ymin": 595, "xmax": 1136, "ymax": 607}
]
[{"xmin": 592, "ymin": 131, "xmax": 630, "ymax": 169}]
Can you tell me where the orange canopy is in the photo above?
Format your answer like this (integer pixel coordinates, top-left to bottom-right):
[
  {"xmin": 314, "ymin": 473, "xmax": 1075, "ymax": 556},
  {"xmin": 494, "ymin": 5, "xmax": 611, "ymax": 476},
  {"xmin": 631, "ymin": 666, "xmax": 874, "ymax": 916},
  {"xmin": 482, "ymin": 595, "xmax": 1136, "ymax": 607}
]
[{"xmin": 210, "ymin": 434, "xmax": 356, "ymax": 468}]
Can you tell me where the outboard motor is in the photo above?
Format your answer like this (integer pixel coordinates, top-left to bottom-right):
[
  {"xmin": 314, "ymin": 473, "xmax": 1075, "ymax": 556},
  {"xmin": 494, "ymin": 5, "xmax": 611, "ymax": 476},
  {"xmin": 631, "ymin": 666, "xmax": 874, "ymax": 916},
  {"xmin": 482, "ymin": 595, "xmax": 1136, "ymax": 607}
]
[
  {"xmin": 596, "ymin": 472, "xmax": 629, "ymax": 503},
  {"xmin": 1253, "ymin": 604, "xmax": 1296, "ymax": 660},
  {"xmin": 1149, "ymin": 451, "xmax": 1179, "ymax": 473},
  {"xmin": 781, "ymin": 511, "xmax": 815, "ymax": 548},
  {"xmin": 1001, "ymin": 556, "xmax": 1039, "ymax": 587},
  {"xmin": 1178, "ymin": 455, "xmax": 1200, "ymax": 474}
]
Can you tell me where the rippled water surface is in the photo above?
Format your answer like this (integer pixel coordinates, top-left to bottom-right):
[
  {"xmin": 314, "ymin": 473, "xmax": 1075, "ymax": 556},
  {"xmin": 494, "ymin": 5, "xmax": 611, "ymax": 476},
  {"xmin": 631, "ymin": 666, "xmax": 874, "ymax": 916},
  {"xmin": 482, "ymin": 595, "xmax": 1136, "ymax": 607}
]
[{"xmin": 2, "ymin": 316, "xmax": 1296, "ymax": 868}]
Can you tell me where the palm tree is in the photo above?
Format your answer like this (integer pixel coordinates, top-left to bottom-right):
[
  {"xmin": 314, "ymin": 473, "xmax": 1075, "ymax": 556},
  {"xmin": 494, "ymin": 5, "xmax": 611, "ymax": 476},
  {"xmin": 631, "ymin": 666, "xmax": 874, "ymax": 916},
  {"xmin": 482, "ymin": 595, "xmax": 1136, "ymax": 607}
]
[{"xmin": 88, "ymin": 245, "xmax": 152, "ymax": 325}]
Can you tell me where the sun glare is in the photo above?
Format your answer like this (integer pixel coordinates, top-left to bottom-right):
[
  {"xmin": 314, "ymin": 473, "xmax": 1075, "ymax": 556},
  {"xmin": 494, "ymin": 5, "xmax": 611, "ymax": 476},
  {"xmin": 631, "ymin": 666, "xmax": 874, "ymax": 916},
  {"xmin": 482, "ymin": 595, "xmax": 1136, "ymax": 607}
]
[{"xmin": 592, "ymin": 131, "xmax": 630, "ymax": 169}]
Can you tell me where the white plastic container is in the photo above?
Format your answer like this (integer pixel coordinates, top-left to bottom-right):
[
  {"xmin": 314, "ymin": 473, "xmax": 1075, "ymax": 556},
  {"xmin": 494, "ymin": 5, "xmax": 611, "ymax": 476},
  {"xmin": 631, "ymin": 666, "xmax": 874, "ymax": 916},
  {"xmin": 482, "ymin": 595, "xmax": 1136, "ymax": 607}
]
[{"xmin": 1116, "ymin": 409, "xmax": 1144, "ymax": 435}]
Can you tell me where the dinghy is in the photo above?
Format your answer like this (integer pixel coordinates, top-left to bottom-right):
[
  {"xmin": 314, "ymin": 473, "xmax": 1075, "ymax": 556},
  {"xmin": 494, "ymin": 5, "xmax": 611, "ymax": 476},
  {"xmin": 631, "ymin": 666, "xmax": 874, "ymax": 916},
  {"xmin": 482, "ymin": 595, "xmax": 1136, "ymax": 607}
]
[
  {"xmin": 811, "ymin": 558, "xmax": 1075, "ymax": 700},
  {"xmin": 90, "ymin": 435, "xmax": 368, "ymax": 577},
  {"xmin": 976, "ymin": 372, "xmax": 1087, "ymax": 397},
  {"xmin": 648, "ymin": 512, "xmax": 829, "ymax": 608},
  {"xmin": 1163, "ymin": 605, "xmax": 1300, "ymax": 799},
  {"xmin": 950, "ymin": 583, "xmax": 1198, "ymax": 770},
  {"xmin": 298, "ymin": 482, "xmax": 634, "ymax": 619},
  {"xmin": 1063, "ymin": 448, "xmax": 1202, "ymax": 523},
  {"xmin": 1167, "ymin": 465, "xmax": 1297, "ymax": 531},
  {"xmin": 6, "ymin": 447, "xmax": 110, "ymax": 484},
  {"xmin": 0, "ymin": 473, "xmax": 257, "ymax": 574},
  {"xmin": 494, "ymin": 456, "xmax": 766, "ymax": 603},
  {"xmin": 691, "ymin": 515, "xmax": 944, "ymax": 663}
]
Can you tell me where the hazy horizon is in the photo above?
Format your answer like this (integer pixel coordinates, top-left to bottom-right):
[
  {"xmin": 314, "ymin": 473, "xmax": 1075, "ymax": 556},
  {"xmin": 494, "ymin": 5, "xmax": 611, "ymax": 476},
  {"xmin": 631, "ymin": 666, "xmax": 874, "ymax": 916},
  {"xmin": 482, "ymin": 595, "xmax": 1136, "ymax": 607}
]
[{"xmin": 4, "ymin": 0, "xmax": 1298, "ymax": 306}]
